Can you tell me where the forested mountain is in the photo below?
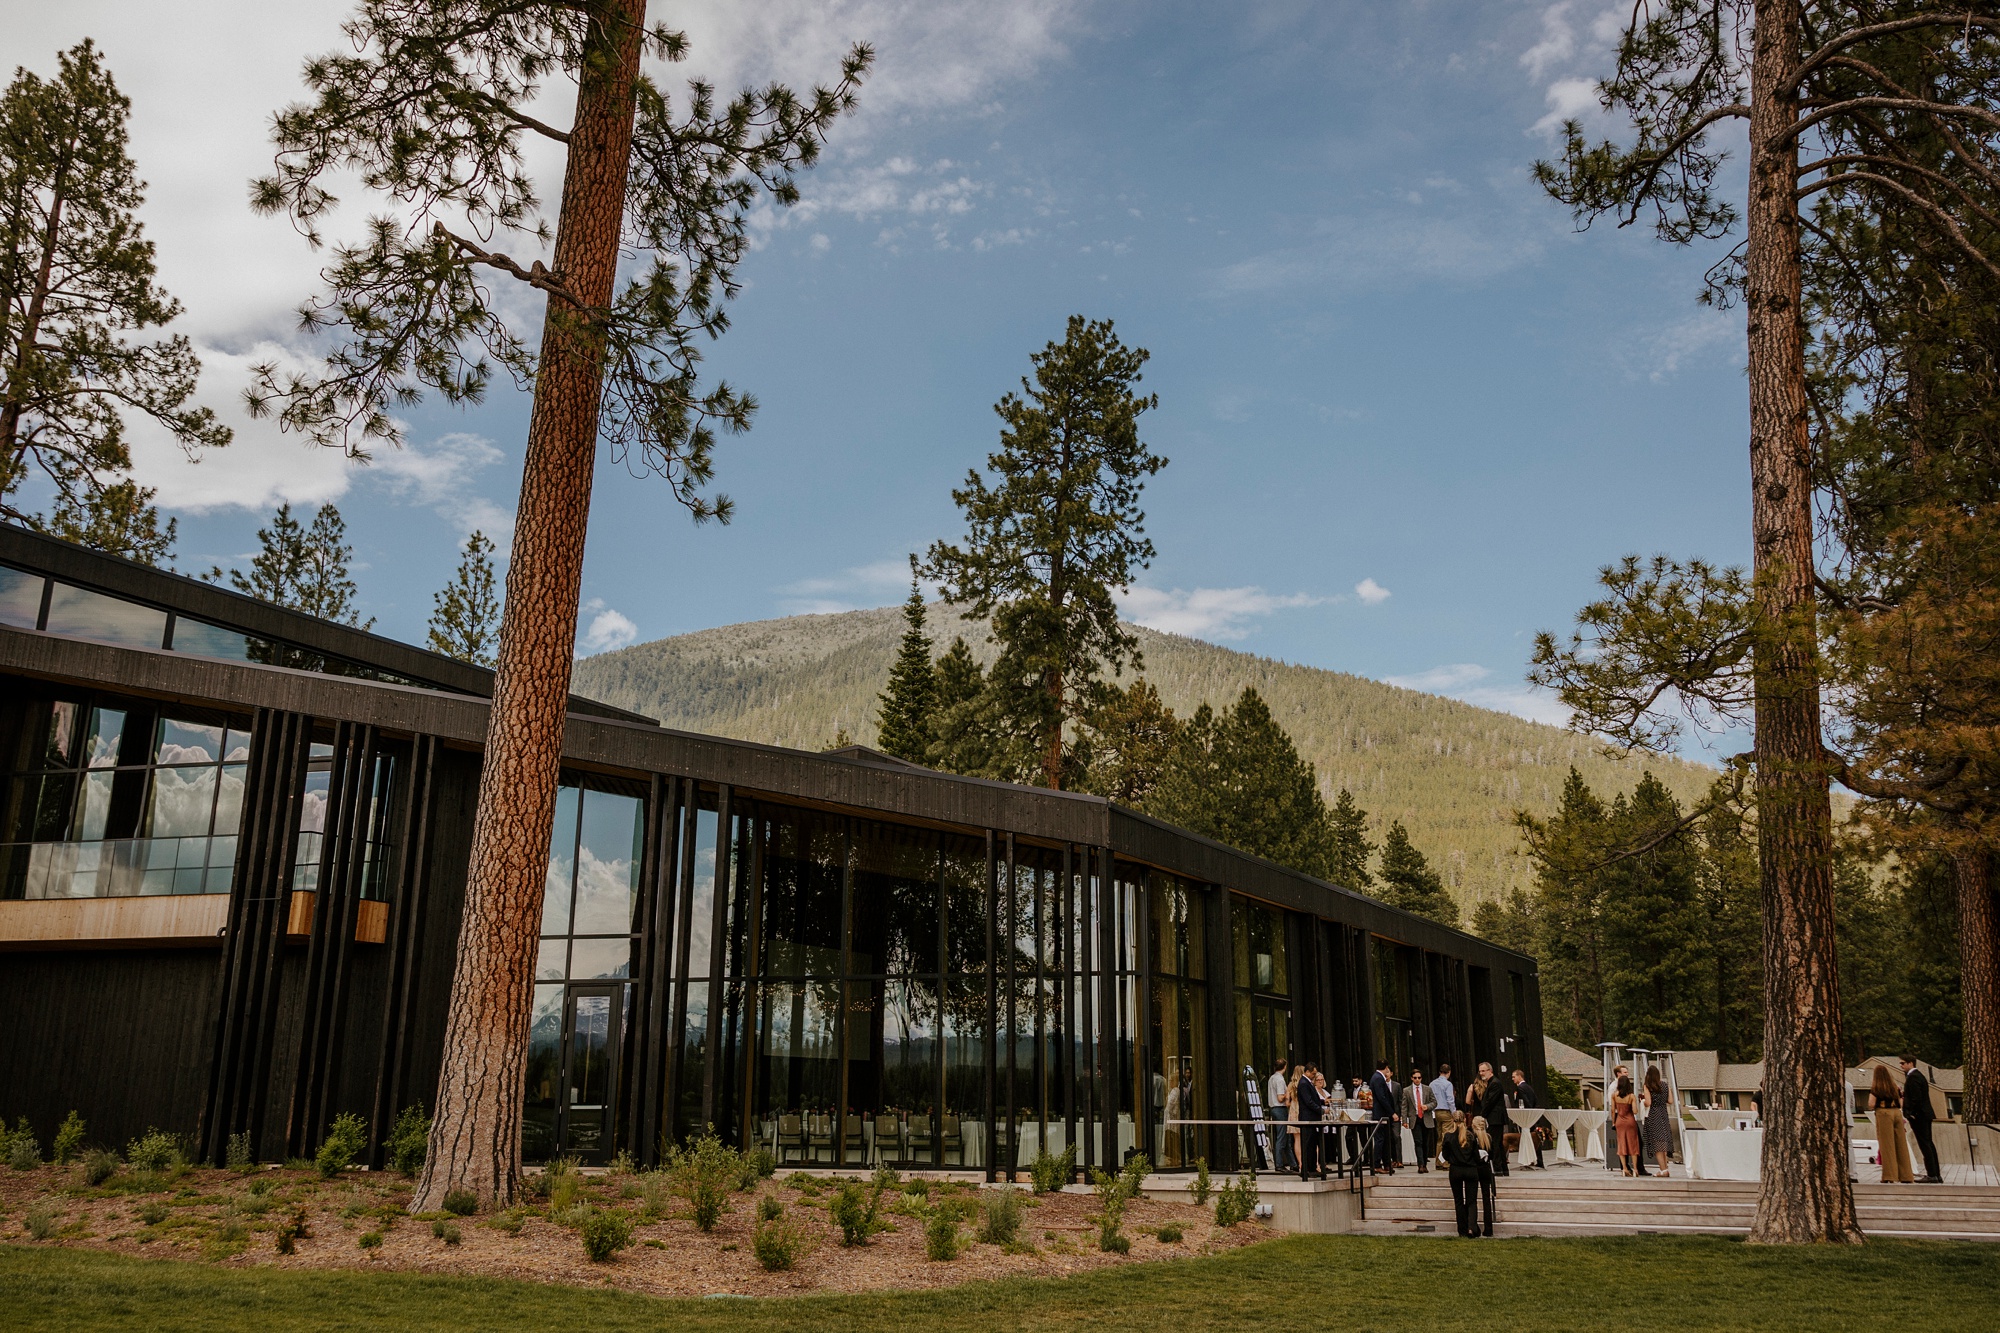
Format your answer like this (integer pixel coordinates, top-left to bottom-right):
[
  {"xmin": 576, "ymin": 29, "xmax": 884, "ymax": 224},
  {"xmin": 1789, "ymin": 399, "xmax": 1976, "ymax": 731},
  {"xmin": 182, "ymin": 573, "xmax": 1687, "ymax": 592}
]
[{"xmin": 570, "ymin": 603, "xmax": 1718, "ymax": 908}]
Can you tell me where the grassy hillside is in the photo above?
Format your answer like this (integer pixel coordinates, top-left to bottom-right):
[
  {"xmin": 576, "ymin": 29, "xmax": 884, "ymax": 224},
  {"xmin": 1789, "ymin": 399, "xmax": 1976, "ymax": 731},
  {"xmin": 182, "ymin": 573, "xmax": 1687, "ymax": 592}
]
[{"xmin": 569, "ymin": 604, "xmax": 1718, "ymax": 908}]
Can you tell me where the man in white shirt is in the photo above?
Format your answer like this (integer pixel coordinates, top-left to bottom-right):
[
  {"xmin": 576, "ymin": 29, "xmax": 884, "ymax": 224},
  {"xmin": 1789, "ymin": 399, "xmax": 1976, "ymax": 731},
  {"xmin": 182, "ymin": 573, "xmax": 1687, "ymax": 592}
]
[
  {"xmin": 1429, "ymin": 1063, "xmax": 1457, "ymax": 1116},
  {"xmin": 1266, "ymin": 1058, "xmax": 1294, "ymax": 1172}
]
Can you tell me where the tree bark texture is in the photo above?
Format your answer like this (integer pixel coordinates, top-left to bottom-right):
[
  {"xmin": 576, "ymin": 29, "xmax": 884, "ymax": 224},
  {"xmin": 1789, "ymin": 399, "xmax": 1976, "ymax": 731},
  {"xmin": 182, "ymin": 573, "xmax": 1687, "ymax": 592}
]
[
  {"xmin": 411, "ymin": 0, "xmax": 647, "ymax": 1212},
  {"xmin": 1955, "ymin": 847, "xmax": 2000, "ymax": 1122},
  {"xmin": 1744, "ymin": 0, "xmax": 1861, "ymax": 1244}
]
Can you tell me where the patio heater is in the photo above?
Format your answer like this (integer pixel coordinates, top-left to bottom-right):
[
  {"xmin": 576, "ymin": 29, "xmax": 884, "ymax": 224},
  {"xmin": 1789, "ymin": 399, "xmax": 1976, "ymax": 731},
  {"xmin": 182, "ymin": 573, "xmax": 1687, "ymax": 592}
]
[
  {"xmin": 1597, "ymin": 1042, "xmax": 1626, "ymax": 1172},
  {"xmin": 1653, "ymin": 1050, "xmax": 1684, "ymax": 1160}
]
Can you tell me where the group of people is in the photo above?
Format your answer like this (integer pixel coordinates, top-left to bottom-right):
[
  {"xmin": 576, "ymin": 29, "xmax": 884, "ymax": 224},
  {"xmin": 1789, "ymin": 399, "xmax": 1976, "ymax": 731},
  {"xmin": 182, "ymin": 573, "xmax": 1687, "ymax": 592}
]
[
  {"xmin": 1262, "ymin": 1055, "xmax": 1548, "ymax": 1234},
  {"xmin": 1607, "ymin": 1063, "xmax": 1676, "ymax": 1178}
]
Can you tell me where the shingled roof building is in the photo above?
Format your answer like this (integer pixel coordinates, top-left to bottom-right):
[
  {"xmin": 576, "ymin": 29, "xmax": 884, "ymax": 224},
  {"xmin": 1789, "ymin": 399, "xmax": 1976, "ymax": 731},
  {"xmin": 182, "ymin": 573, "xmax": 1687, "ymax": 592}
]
[{"xmin": 0, "ymin": 524, "xmax": 1543, "ymax": 1177}]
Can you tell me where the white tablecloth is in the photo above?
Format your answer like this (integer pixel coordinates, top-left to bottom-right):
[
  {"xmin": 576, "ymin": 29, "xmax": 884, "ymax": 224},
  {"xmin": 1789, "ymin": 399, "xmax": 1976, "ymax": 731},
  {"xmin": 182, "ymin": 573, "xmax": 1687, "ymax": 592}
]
[
  {"xmin": 1530, "ymin": 1108, "xmax": 1605, "ymax": 1161},
  {"xmin": 1683, "ymin": 1128, "xmax": 1762, "ymax": 1180}
]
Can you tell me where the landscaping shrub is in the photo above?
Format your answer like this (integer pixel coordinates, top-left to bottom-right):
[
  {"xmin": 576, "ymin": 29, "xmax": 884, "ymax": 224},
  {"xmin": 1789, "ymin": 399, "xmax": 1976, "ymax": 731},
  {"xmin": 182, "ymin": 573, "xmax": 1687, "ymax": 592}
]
[
  {"xmin": 746, "ymin": 1146, "xmax": 777, "ymax": 1180},
  {"xmin": 1090, "ymin": 1154, "xmax": 1148, "ymax": 1254},
  {"xmin": 544, "ymin": 1157, "xmax": 582, "ymax": 1214},
  {"xmin": 248, "ymin": 1174, "xmax": 273, "ymax": 1197},
  {"xmin": 752, "ymin": 1207, "xmax": 810, "ymax": 1271},
  {"xmin": 52, "ymin": 1112, "xmax": 85, "ymax": 1166},
  {"xmin": 830, "ymin": 1178, "xmax": 888, "ymax": 1246},
  {"xmin": 577, "ymin": 1208, "xmax": 633, "ymax": 1262},
  {"xmin": 275, "ymin": 1209, "xmax": 308, "ymax": 1254},
  {"xmin": 1156, "ymin": 1222, "xmax": 1184, "ymax": 1243},
  {"xmin": 358, "ymin": 1230, "xmax": 384, "ymax": 1250},
  {"xmin": 137, "ymin": 1201, "xmax": 169, "ymax": 1226},
  {"xmin": 82, "ymin": 1149, "xmax": 119, "ymax": 1186},
  {"xmin": 757, "ymin": 1193, "xmax": 784, "ymax": 1223},
  {"xmin": 125, "ymin": 1130, "xmax": 180, "ymax": 1174},
  {"xmin": 979, "ymin": 1188, "xmax": 1022, "ymax": 1246},
  {"xmin": 9, "ymin": 1125, "xmax": 41, "ymax": 1172},
  {"xmin": 1029, "ymin": 1143, "xmax": 1076, "ymax": 1194},
  {"xmin": 606, "ymin": 1150, "xmax": 635, "ymax": 1177},
  {"xmin": 432, "ymin": 1219, "xmax": 462, "ymax": 1245},
  {"xmin": 1214, "ymin": 1170, "xmax": 1260, "ymax": 1227},
  {"xmin": 903, "ymin": 1176, "xmax": 932, "ymax": 1200},
  {"xmin": 25, "ymin": 1204, "xmax": 57, "ymax": 1240},
  {"xmin": 442, "ymin": 1187, "xmax": 478, "ymax": 1217},
  {"xmin": 924, "ymin": 1207, "xmax": 961, "ymax": 1261},
  {"xmin": 388, "ymin": 1103, "xmax": 430, "ymax": 1178},
  {"xmin": 666, "ymin": 1134, "xmax": 740, "ymax": 1232},
  {"xmin": 1192, "ymin": 1158, "xmax": 1212, "ymax": 1205},
  {"xmin": 783, "ymin": 1171, "xmax": 819, "ymax": 1194},
  {"xmin": 225, "ymin": 1132, "xmax": 255, "ymax": 1174},
  {"xmin": 485, "ymin": 1209, "xmax": 526, "ymax": 1235},
  {"xmin": 635, "ymin": 1170, "xmax": 672, "ymax": 1221},
  {"xmin": 315, "ymin": 1113, "xmax": 367, "ymax": 1179}
]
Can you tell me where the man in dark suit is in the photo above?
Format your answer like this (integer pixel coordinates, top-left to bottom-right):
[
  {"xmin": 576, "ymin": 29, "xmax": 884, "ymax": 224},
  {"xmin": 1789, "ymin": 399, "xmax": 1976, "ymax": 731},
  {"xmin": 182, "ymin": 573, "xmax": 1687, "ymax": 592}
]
[
  {"xmin": 1900, "ymin": 1056, "xmax": 1943, "ymax": 1183},
  {"xmin": 1510, "ymin": 1068, "xmax": 1545, "ymax": 1169},
  {"xmin": 1295, "ymin": 1062, "xmax": 1325, "ymax": 1180},
  {"xmin": 1402, "ymin": 1067, "xmax": 1436, "ymax": 1173},
  {"xmin": 1478, "ymin": 1060, "xmax": 1510, "ymax": 1176},
  {"xmin": 1368, "ymin": 1060, "xmax": 1398, "ymax": 1174}
]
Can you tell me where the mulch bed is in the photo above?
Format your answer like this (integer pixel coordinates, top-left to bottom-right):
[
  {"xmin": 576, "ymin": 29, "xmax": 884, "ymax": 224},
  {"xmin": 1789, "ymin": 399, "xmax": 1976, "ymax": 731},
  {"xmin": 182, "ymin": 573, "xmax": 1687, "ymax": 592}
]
[{"xmin": 0, "ymin": 1163, "xmax": 1268, "ymax": 1298}]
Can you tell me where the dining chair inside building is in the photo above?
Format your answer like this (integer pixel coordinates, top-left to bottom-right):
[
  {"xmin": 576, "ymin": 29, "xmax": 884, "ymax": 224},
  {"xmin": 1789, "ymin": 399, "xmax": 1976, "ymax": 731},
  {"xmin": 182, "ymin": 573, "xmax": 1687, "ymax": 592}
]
[
  {"xmin": 776, "ymin": 1114, "xmax": 804, "ymax": 1165},
  {"xmin": 873, "ymin": 1113, "xmax": 902, "ymax": 1167},
  {"xmin": 941, "ymin": 1114, "xmax": 963, "ymax": 1167},
  {"xmin": 908, "ymin": 1113, "xmax": 934, "ymax": 1166}
]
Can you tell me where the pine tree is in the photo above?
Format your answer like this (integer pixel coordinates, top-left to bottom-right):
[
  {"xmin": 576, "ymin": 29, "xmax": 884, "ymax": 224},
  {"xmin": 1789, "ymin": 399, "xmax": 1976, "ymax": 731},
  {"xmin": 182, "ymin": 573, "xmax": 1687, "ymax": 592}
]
[
  {"xmin": 1150, "ymin": 687, "xmax": 1341, "ymax": 881},
  {"xmin": 1076, "ymin": 678, "xmax": 1180, "ymax": 806},
  {"xmin": 1327, "ymin": 788, "xmax": 1372, "ymax": 890},
  {"xmin": 927, "ymin": 636, "xmax": 1008, "ymax": 778},
  {"xmin": 41, "ymin": 478, "xmax": 175, "ymax": 565},
  {"xmin": 0, "ymin": 40, "xmax": 227, "ymax": 521},
  {"xmin": 1375, "ymin": 820, "xmax": 1458, "ymax": 928},
  {"xmin": 923, "ymin": 316, "xmax": 1164, "ymax": 788},
  {"xmin": 218, "ymin": 501, "xmax": 372, "ymax": 629},
  {"xmin": 428, "ymin": 531, "xmax": 501, "ymax": 666},
  {"xmin": 249, "ymin": 5, "xmax": 868, "ymax": 1207},
  {"xmin": 874, "ymin": 570, "xmax": 936, "ymax": 762}
]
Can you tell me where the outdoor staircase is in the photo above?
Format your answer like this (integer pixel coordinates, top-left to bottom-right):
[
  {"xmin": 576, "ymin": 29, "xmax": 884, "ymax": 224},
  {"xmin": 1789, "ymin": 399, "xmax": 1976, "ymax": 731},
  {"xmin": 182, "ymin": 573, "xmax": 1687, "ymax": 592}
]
[{"xmin": 1357, "ymin": 1168, "xmax": 2000, "ymax": 1240}]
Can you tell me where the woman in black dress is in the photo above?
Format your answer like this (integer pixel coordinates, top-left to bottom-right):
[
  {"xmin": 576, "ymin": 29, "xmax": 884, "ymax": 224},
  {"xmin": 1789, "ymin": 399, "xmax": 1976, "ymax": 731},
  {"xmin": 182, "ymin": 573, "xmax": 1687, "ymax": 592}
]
[{"xmin": 1642, "ymin": 1065, "xmax": 1674, "ymax": 1178}]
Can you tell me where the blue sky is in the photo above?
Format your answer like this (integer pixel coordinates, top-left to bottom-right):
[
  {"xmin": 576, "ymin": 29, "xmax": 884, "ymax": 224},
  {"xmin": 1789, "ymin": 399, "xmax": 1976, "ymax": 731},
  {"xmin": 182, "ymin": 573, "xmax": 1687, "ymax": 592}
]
[{"xmin": 4, "ymin": 2, "xmax": 1755, "ymax": 737}]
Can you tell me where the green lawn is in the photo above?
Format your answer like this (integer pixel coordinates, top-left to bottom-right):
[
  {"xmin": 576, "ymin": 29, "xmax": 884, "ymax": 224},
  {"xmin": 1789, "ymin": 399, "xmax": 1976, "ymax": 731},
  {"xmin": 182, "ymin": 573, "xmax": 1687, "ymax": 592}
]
[{"xmin": 2, "ymin": 1234, "xmax": 1994, "ymax": 1332}]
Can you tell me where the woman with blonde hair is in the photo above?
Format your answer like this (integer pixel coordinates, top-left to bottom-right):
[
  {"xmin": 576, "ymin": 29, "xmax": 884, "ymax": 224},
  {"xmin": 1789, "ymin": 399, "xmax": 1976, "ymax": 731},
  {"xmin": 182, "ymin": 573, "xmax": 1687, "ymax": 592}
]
[
  {"xmin": 1872, "ymin": 1065, "xmax": 1915, "ymax": 1184},
  {"xmin": 1437, "ymin": 1109, "xmax": 1485, "ymax": 1237},
  {"xmin": 1470, "ymin": 1115, "xmax": 1497, "ymax": 1236}
]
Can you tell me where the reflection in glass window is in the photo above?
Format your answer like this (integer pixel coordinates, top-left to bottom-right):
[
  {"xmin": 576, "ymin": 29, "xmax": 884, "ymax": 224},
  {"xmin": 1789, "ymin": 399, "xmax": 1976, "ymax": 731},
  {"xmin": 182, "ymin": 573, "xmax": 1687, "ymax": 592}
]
[
  {"xmin": 43, "ymin": 582, "xmax": 168, "ymax": 648},
  {"xmin": 0, "ymin": 564, "xmax": 44, "ymax": 628},
  {"xmin": 0, "ymin": 691, "xmax": 250, "ymax": 900},
  {"xmin": 759, "ymin": 809, "xmax": 844, "ymax": 978},
  {"xmin": 573, "ymin": 788, "xmax": 642, "ymax": 935},
  {"xmin": 169, "ymin": 618, "xmax": 255, "ymax": 662},
  {"xmin": 849, "ymin": 820, "xmax": 939, "ymax": 975}
]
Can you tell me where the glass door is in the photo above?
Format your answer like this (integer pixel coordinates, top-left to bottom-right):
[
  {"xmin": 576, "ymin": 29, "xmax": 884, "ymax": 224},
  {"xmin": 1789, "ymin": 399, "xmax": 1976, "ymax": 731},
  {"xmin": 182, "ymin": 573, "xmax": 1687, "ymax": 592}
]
[{"xmin": 557, "ymin": 985, "xmax": 621, "ymax": 1163}]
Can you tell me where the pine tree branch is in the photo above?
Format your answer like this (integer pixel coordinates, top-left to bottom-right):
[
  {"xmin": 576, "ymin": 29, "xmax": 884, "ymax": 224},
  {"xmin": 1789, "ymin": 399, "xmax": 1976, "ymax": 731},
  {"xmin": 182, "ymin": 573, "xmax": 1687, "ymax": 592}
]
[
  {"xmin": 1776, "ymin": 98, "xmax": 2000, "ymax": 150},
  {"xmin": 431, "ymin": 222, "xmax": 586, "ymax": 309},
  {"xmin": 1796, "ymin": 170, "xmax": 2000, "ymax": 281},
  {"xmin": 1792, "ymin": 13, "xmax": 2000, "ymax": 86},
  {"xmin": 1615, "ymin": 104, "xmax": 1754, "ymax": 228}
]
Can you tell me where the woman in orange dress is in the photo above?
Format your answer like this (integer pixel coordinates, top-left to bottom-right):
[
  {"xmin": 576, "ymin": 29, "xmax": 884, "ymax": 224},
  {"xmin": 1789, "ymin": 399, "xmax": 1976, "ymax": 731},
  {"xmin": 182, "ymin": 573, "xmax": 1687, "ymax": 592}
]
[
  {"xmin": 1612, "ymin": 1074, "xmax": 1643, "ymax": 1177},
  {"xmin": 1872, "ymin": 1065, "xmax": 1915, "ymax": 1184}
]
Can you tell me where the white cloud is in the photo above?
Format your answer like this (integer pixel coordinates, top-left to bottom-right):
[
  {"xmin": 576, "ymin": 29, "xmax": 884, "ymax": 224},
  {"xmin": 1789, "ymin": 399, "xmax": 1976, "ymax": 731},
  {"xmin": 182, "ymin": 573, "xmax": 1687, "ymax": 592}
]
[
  {"xmin": 777, "ymin": 558, "xmax": 924, "ymax": 614},
  {"xmin": 577, "ymin": 599, "xmax": 639, "ymax": 656},
  {"xmin": 1519, "ymin": 3, "xmax": 1578, "ymax": 80},
  {"xmin": 371, "ymin": 433, "xmax": 516, "ymax": 541},
  {"xmin": 1214, "ymin": 215, "xmax": 1547, "ymax": 294},
  {"xmin": 1633, "ymin": 308, "xmax": 1739, "ymax": 382},
  {"xmin": 1354, "ymin": 578, "xmax": 1392, "ymax": 606},
  {"xmin": 1384, "ymin": 662, "xmax": 1571, "ymax": 727},
  {"xmin": 1117, "ymin": 586, "xmax": 1322, "ymax": 640}
]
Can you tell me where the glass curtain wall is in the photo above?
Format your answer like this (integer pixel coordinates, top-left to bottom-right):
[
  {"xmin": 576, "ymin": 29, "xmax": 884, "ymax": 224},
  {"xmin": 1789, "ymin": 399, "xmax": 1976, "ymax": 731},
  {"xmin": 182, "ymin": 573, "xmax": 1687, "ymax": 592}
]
[
  {"xmin": 1111, "ymin": 863, "xmax": 1145, "ymax": 1166},
  {"xmin": 0, "ymin": 689, "xmax": 249, "ymax": 900},
  {"xmin": 1232, "ymin": 895, "xmax": 1292, "ymax": 1162},
  {"xmin": 1371, "ymin": 937, "xmax": 1414, "ymax": 1081},
  {"xmin": 1147, "ymin": 874, "xmax": 1208, "ymax": 1169},
  {"xmin": 1000, "ymin": 844, "xmax": 1073, "ymax": 1177},
  {"xmin": 526, "ymin": 778, "xmax": 645, "ymax": 1163}
]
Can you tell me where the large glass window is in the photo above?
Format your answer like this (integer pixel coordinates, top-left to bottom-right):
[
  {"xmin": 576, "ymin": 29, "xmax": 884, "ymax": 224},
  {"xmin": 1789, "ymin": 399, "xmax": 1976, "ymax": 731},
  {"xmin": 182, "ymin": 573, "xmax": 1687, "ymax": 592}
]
[
  {"xmin": 0, "ymin": 691, "xmax": 249, "ymax": 899},
  {"xmin": 1149, "ymin": 876, "xmax": 1208, "ymax": 1168},
  {"xmin": 1232, "ymin": 895, "xmax": 1293, "ymax": 1144},
  {"xmin": 1372, "ymin": 937, "xmax": 1414, "ymax": 1080}
]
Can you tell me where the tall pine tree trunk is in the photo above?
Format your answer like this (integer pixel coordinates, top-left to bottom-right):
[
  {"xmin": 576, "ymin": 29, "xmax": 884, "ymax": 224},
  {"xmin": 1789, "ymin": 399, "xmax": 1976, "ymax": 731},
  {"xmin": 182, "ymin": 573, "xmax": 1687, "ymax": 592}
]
[
  {"xmin": 1956, "ymin": 845, "xmax": 2000, "ymax": 1122},
  {"xmin": 1744, "ymin": 0, "xmax": 1860, "ymax": 1245},
  {"xmin": 411, "ymin": 0, "xmax": 647, "ymax": 1212}
]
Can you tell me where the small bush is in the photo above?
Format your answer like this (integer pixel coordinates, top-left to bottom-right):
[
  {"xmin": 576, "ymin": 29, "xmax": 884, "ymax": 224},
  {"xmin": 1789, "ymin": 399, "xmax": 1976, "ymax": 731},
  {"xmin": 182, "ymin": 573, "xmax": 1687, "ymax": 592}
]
[
  {"xmin": 248, "ymin": 1175, "xmax": 273, "ymax": 1197},
  {"xmin": 830, "ymin": 1178, "xmax": 888, "ymax": 1247},
  {"xmin": 666, "ymin": 1133, "xmax": 740, "ymax": 1232},
  {"xmin": 82, "ymin": 1149, "xmax": 119, "ymax": 1186},
  {"xmin": 1090, "ymin": 1154, "xmax": 1148, "ymax": 1254},
  {"xmin": 9, "ymin": 1127, "xmax": 41, "ymax": 1172},
  {"xmin": 757, "ymin": 1193, "xmax": 784, "ymax": 1223},
  {"xmin": 315, "ymin": 1113, "xmax": 367, "ymax": 1179},
  {"xmin": 1155, "ymin": 1222, "xmax": 1184, "ymax": 1243},
  {"xmin": 924, "ymin": 1208, "xmax": 961, "ymax": 1261},
  {"xmin": 284, "ymin": 1157, "xmax": 315, "ymax": 1171},
  {"xmin": 442, "ymin": 1187, "xmax": 479, "ymax": 1217},
  {"xmin": 1214, "ymin": 1170, "xmax": 1260, "ymax": 1227},
  {"xmin": 903, "ymin": 1176, "xmax": 932, "ymax": 1199},
  {"xmin": 225, "ymin": 1132, "xmax": 255, "ymax": 1174},
  {"xmin": 358, "ymin": 1230, "xmax": 384, "ymax": 1250},
  {"xmin": 752, "ymin": 1207, "xmax": 811, "ymax": 1271},
  {"xmin": 746, "ymin": 1146, "xmax": 777, "ymax": 1180},
  {"xmin": 124, "ymin": 1130, "xmax": 179, "ymax": 1173},
  {"xmin": 1029, "ymin": 1143, "xmax": 1077, "ymax": 1194},
  {"xmin": 387, "ymin": 1104, "xmax": 430, "ymax": 1178},
  {"xmin": 978, "ymin": 1188, "xmax": 1022, "ymax": 1246},
  {"xmin": 431, "ymin": 1219, "xmax": 462, "ymax": 1245},
  {"xmin": 1191, "ymin": 1158, "xmax": 1212, "ymax": 1205},
  {"xmin": 578, "ymin": 1208, "xmax": 633, "ymax": 1262},
  {"xmin": 783, "ymin": 1171, "xmax": 820, "ymax": 1194},
  {"xmin": 136, "ymin": 1200, "xmax": 169, "ymax": 1226},
  {"xmin": 635, "ymin": 1170, "xmax": 672, "ymax": 1222},
  {"xmin": 485, "ymin": 1209, "xmax": 526, "ymax": 1235},
  {"xmin": 544, "ymin": 1157, "xmax": 582, "ymax": 1214},
  {"xmin": 606, "ymin": 1150, "xmax": 636, "ymax": 1177},
  {"xmin": 25, "ymin": 1204, "xmax": 58, "ymax": 1240},
  {"xmin": 52, "ymin": 1112, "xmax": 85, "ymax": 1166}
]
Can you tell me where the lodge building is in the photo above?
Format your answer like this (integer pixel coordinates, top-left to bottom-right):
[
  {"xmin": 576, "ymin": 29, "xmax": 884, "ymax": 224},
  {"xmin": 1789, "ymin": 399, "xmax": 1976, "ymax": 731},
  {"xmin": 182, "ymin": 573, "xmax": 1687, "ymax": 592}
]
[{"xmin": 0, "ymin": 523, "xmax": 1544, "ymax": 1177}]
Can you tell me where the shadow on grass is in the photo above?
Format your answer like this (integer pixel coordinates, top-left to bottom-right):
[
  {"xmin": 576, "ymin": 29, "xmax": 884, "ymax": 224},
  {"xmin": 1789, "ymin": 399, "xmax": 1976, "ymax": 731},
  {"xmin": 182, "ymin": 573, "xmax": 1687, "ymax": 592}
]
[{"xmin": 2, "ymin": 1234, "xmax": 1996, "ymax": 1332}]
